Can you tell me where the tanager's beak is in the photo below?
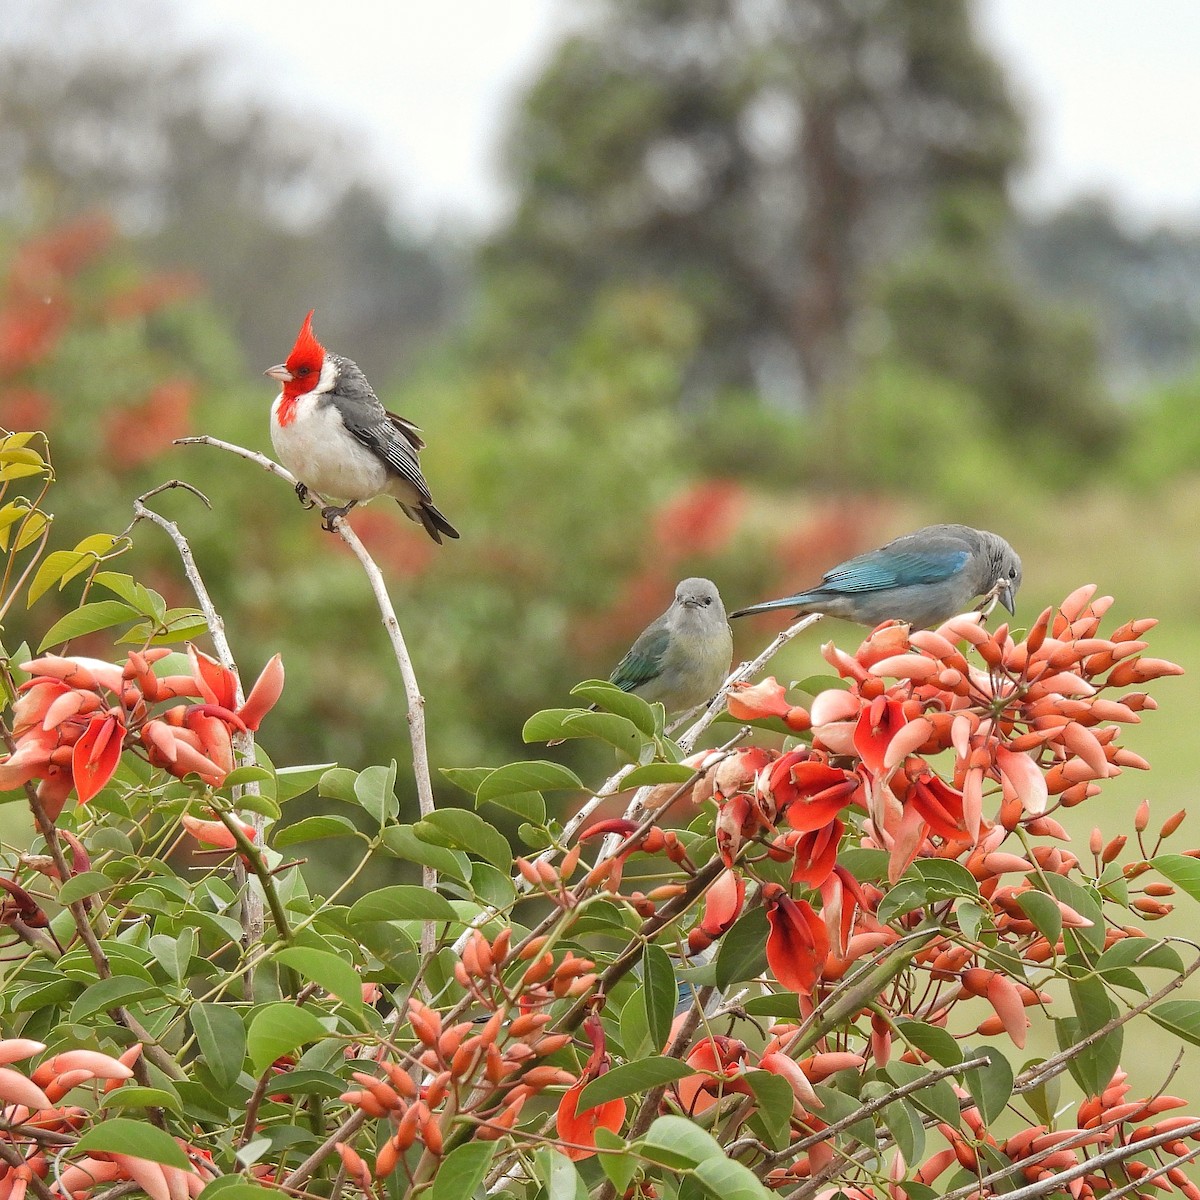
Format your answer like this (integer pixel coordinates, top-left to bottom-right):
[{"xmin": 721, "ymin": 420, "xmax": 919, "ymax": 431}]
[{"xmin": 264, "ymin": 363, "xmax": 292, "ymax": 383}]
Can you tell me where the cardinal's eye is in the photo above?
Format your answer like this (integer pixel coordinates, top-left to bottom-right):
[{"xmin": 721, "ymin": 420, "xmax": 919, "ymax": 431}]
[{"xmin": 296, "ymin": 366, "xmax": 311, "ymax": 376}]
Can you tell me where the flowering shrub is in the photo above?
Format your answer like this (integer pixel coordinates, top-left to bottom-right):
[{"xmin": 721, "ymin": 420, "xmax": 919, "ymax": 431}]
[{"xmin": 0, "ymin": 429, "xmax": 1198, "ymax": 1200}]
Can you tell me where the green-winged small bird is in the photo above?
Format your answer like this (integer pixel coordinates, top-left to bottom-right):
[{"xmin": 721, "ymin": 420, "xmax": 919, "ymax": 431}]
[
  {"xmin": 606, "ymin": 577, "xmax": 734, "ymax": 714},
  {"xmin": 731, "ymin": 524, "xmax": 1021, "ymax": 630}
]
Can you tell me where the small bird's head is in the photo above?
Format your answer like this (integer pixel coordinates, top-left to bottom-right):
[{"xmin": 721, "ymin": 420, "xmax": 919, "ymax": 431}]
[
  {"xmin": 988, "ymin": 536, "xmax": 1022, "ymax": 615},
  {"xmin": 674, "ymin": 578, "xmax": 725, "ymax": 618},
  {"xmin": 265, "ymin": 310, "xmax": 331, "ymax": 402}
]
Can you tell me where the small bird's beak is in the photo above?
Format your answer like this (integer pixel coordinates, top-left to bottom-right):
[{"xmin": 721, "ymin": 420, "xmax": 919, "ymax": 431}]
[
  {"xmin": 997, "ymin": 582, "xmax": 1016, "ymax": 615},
  {"xmin": 264, "ymin": 363, "xmax": 292, "ymax": 383}
]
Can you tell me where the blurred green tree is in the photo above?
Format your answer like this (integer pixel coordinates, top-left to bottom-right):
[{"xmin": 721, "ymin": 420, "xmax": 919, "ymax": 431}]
[
  {"xmin": 0, "ymin": 0, "xmax": 461, "ymax": 377},
  {"xmin": 482, "ymin": 0, "xmax": 1028, "ymax": 410}
]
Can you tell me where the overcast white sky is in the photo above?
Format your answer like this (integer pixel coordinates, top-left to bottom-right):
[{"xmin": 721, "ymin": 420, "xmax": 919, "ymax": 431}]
[{"xmin": 164, "ymin": 0, "xmax": 1200, "ymax": 232}]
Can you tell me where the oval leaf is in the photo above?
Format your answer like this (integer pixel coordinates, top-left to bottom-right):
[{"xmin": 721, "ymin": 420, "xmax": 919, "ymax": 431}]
[
  {"xmin": 75, "ymin": 1118, "xmax": 190, "ymax": 1169},
  {"xmin": 347, "ymin": 885, "xmax": 457, "ymax": 924}
]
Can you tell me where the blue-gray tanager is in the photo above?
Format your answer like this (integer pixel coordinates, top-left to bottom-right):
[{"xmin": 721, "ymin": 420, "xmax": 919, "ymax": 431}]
[
  {"xmin": 731, "ymin": 524, "xmax": 1021, "ymax": 629},
  {"xmin": 607, "ymin": 578, "xmax": 734, "ymax": 713}
]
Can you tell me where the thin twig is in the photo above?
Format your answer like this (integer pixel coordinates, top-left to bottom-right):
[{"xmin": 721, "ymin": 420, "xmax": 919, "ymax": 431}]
[
  {"xmin": 0, "ymin": 1136, "xmax": 56, "ymax": 1200},
  {"xmin": 131, "ymin": 485, "xmax": 266, "ymax": 953},
  {"xmin": 678, "ymin": 613, "xmax": 822, "ymax": 755},
  {"xmin": 176, "ymin": 435, "xmax": 440, "ymax": 955}
]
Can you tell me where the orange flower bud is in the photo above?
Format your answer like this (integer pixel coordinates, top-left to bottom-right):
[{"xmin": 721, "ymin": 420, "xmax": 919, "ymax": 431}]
[
  {"xmin": 518, "ymin": 936, "xmax": 548, "ymax": 961},
  {"xmin": 407, "ymin": 999, "xmax": 442, "ymax": 1047},
  {"xmin": 531, "ymin": 1034, "xmax": 573, "ymax": 1057},
  {"xmin": 424, "ymin": 1070, "xmax": 451, "ymax": 1108},
  {"xmin": 960, "ymin": 968, "xmax": 991, "ymax": 997},
  {"xmin": 1102, "ymin": 835, "xmax": 1126, "ymax": 863},
  {"xmin": 374, "ymin": 1134, "xmax": 402, "ymax": 1180},
  {"xmin": 381, "ymin": 1061, "xmax": 417, "ymax": 1100},
  {"xmin": 1161, "ymin": 809, "xmax": 1187, "ymax": 838},
  {"xmin": 521, "ymin": 1066, "xmax": 577, "ymax": 1090},
  {"xmin": 421, "ymin": 1113, "xmax": 443, "ymax": 1156},
  {"xmin": 394, "ymin": 1102, "xmax": 421, "ymax": 1151},
  {"xmin": 521, "ymin": 952, "xmax": 556, "ymax": 987}
]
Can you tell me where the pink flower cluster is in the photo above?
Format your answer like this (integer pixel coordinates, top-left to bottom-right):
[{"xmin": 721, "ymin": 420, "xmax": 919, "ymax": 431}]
[{"xmin": 0, "ymin": 645, "xmax": 283, "ymax": 819}]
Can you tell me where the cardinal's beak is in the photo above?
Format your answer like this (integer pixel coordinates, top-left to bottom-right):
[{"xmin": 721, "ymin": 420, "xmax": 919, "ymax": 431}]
[{"xmin": 264, "ymin": 363, "xmax": 292, "ymax": 383}]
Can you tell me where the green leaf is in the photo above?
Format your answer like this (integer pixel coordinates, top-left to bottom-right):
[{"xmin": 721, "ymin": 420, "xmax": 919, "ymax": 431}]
[
  {"xmin": 1017, "ymin": 891, "xmax": 1063, "ymax": 944},
  {"xmin": 440, "ymin": 766, "xmax": 493, "ymax": 796},
  {"xmin": 963, "ymin": 1046, "xmax": 1013, "ymax": 1124},
  {"xmin": 13, "ymin": 509, "xmax": 49, "ymax": 551},
  {"xmin": 191, "ymin": 1002, "xmax": 247, "ymax": 1090},
  {"xmin": 68, "ymin": 976, "xmax": 157, "ymax": 1024},
  {"xmin": 476, "ymin": 760, "xmax": 583, "ymax": 804},
  {"xmin": 28, "ymin": 548, "xmax": 103, "ymax": 607},
  {"xmin": 621, "ymin": 763, "xmax": 699, "ymax": 788},
  {"xmin": 74, "ymin": 1119, "xmax": 190, "ymax": 1169},
  {"xmin": 523, "ymin": 708, "xmax": 586, "ymax": 743},
  {"xmin": 561, "ymin": 711, "xmax": 647, "ymax": 758},
  {"xmin": 894, "ymin": 1019, "xmax": 962, "ymax": 1067},
  {"xmin": 38, "ymin": 601, "xmax": 139, "ymax": 652},
  {"xmin": 642, "ymin": 944, "xmax": 677, "ymax": 1052},
  {"xmin": 415, "ymin": 809, "xmax": 511, "ymax": 869},
  {"xmin": 101, "ymin": 1086, "xmax": 182, "ymax": 1114},
  {"xmin": 380, "ymin": 825, "xmax": 471, "ymax": 881},
  {"xmin": 275, "ymin": 815, "xmax": 363, "ymax": 848},
  {"xmin": 347, "ymin": 885, "xmax": 457, "ymax": 924},
  {"xmin": 532, "ymin": 1149, "xmax": 586, "ymax": 1200},
  {"xmin": 276, "ymin": 763, "xmax": 336, "ymax": 803},
  {"xmin": 274, "ymin": 947, "xmax": 363, "ymax": 1012},
  {"xmin": 93, "ymin": 571, "xmax": 161, "ymax": 616},
  {"xmin": 246, "ymin": 1003, "xmax": 328, "ymax": 1073},
  {"xmin": 743, "ymin": 1070, "xmax": 794, "ymax": 1150},
  {"xmin": 1044, "ymin": 874, "xmax": 1105, "ymax": 952},
  {"xmin": 432, "ymin": 1141, "xmax": 497, "ymax": 1200},
  {"xmin": 641, "ymin": 1115, "xmax": 725, "ymax": 1168},
  {"xmin": 222, "ymin": 765, "xmax": 274, "ymax": 789},
  {"xmin": 578, "ymin": 1058, "xmax": 693, "ymax": 1112},
  {"xmin": 319, "ymin": 767, "xmax": 360, "ymax": 803},
  {"xmin": 740, "ymin": 993, "xmax": 801, "ymax": 1020},
  {"xmin": 1153, "ymin": 854, "xmax": 1200, "ymax": 903},
  {"xmin": 355, "ymin": 761, "xmax": 398, "ymax": 826},
  {"xmin": 1097, "ymin": 937, "xmax": 1184, "ymax": 976},
  {"xmin": 715, "ymin": 908, "xmax": 769, "ymax": 990},
  {"xmin": 1150, "ymin": 999, "xmax": 1200, "ymax": 1048},
  {"xmin": 595, "ymin": 1128, "xmax": 636, "ymax": 1192},
  {"xmin": 880, "ymin": 1097, "xmax": 926, "ymax": 1172},
  {"xmin": 883, "ymin": 1061, "xmax": 961, "ymax": 1128},
  {"xmin": 910, "ymin": 859, "xmax": 980, "ymax": 900},
  {"xmin": 191, "ymin": 1181, "xmax": 279, "ymax": 1200},
  {"xmin": 57, "ymin": 871, "xmax": 114, "ymax": 906},
  {"xmin": 149, "ymin": 928, "xmax": 196, "ymax": 984},
  {"xmin": 570, "ymin": 680, "xmax": 659, "ymax": 736},
  {"xmin": 693, "ymin": 1155, "xmax": 773, "ymax": 1200},
  {"xmin": 478, "ymin": 788, "xmax": 546, "ymax": 823}
]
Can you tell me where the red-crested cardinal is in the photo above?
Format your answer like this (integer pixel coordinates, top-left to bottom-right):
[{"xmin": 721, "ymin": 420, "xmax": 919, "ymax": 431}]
[{"xmin": 265, "ymin": 311, "xmax": 459, "ymax": 541}]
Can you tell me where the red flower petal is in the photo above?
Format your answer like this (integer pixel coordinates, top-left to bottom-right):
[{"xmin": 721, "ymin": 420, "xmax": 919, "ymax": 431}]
[
  {"xmin": 765, "ymin": 886, "xmax": 830, "ymax": 994},
  {"xmin": 556, "ymin": 1082, "xmax": 626, "ymax": 1161},
  {"xmin": 700, "ymin": 868, "xmax": 745, "ymax": 937},
  {"xmin": 790, "ymin": 819, "xmax": 843, "ymax": 889},
  {"xmin": 853, "ymin": 696, "xmax": 907, "ymax": 775},
  {"xmin": 239, "ymin": 654, "xmax": 285, "ymax": 732},
  {"xmin": 727, "ymin": 677, "xmax": 791, "ymax": 722},
  {"xmin": 71, "ymin": 715, "xmax": 124, "ymax": 804},
  {"xmin": 187, "ymin": 645, "xmax": 238, "ymax": 709}
]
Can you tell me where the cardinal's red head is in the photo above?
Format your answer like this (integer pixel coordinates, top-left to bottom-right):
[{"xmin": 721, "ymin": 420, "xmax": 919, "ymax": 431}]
[{"xmin": 265, "ymin": 310, "xmax": 327, "ymax": 422}]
